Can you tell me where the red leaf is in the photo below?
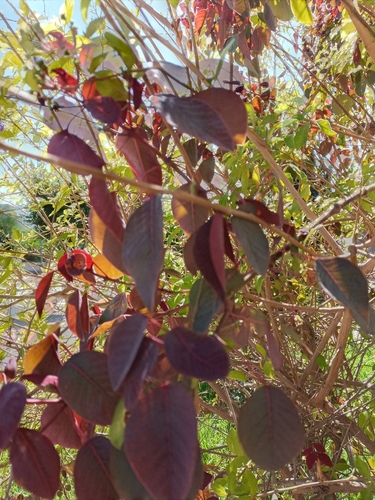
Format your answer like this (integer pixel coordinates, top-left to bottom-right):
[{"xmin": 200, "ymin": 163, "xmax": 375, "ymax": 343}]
[
  {"xmin": 66, "ymin": 289, "xmax": 85, "ymax": 340},
  {"xmin": 81, "ymin": 292, "xmax": 90, "ymax": 336},
  {"xmin": 58, "ymin": 254, "xmax": 73, "ymax": 282},
  {"xmin": 116, "ymin": 127, "xmax": 162, "ymax": 185},
  {"xmin": 48, "ymin": 130, "xmax": 105, "ymax": 173},
  {"xmin": 107, "ymin": 314, "xmax": 148, "ymax": 391},
  {"xmin": 313, "ymin": 442, "xmax": 326, "ymax": 453},
  {"xmin": 89, "ymin": 178, "xmax": 125, "ymax": 243},
  {"xmin": 306, "ymin": 452, "xmax": 318, "ymax": 470},
  {"xmin": 193, "ymin": 217, "xmax": 226, "ymax": 302},
  {"xmin": 65, "ymin": 250, "xmax": 92, "ymax": 277},
  {"xmin": 84, "ymin": 96, "xmax": 122, "ymax": 124},
  {"xmin": 124, "ymin": 384, "xmax": 198, "ymax": 500},
  {"xmin": 41, "ymin": 402, "xmax": 82, "ymax": 449},
  {"xmin": 82, "ymin": 78, "xmax": 99, "ymax": 100},
  {"xmin": 122, "ymin": 196, "xmax": 164, "ymax": 312},
  {"xmin": 318, "ymin": 452, "xmax": 333, "ymax": 467},
  {"xmin": 240, "ymin": 199, "xmax": 280, "ymax": 225},
  {"xmin": 123, "ymin": 337, "xmax": 158, "ymax": 410},
  {"xmin": 10, "ymin": 428, "xmax": 60, "ymax": 499},
  {"xmin": 59, "ymin": 351, "xmax": 118, "ymax": 425},
  {"xmin": 131, "ymin": 78, "xmax": 144, "ymax": 110},
  {"xmin": 52, "ymin": 68, "xmax": 78, "ymax": 93},
  {"xmin": 0, "ymin": 382, "xmax": 26, "ymax": 450},
  {"xmin": 302, "ymin": 446, "xmax": 313, "ymax": 456},
  {"xmin": 265, "ymin": 325, "xmax": 283, "ymax": 370},
  {"xmin": 195, "ymin": 9, "xmax": 207, "ymax": 34},
  {"xmin": 35, "ymin": 271, "xmax": 54, "ymax": 317},
  {"xmin": 74, "ymin": 436, "xmax": 119, "ymax": 500},
  {"xmin": 164, "ymin": 327, "xmax": 230, "ymax": 380}
]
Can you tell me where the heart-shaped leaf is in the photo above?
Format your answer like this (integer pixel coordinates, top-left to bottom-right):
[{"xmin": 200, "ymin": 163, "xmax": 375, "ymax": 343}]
[
  {"xmin": 122, "ymin": 196, "xmax": 164, "ymax": 312},
  {"xmin": 124, "ymin": 384, "xmax": 198, "ymax": 500},
  {"xmin": 107, "ymin": 313, "xmax": 148, "ymax": 391},
  {"xmin": 59, "ymin": 351, "xmax": 118, "ymax": 425},
  {"xmin": 238, "ymin": 385, "xmax": 305, "ymax": 470},
  {"xmin": 10, "ymin": 428, "xmax": 60, "ymax": 499},
  {"xmin": 0, "ymin": 382, "xmax": 26, "ymax": 450},
  {"xmin": 164, "ymin": 327, "xmax": 230, "ymax": 380}
]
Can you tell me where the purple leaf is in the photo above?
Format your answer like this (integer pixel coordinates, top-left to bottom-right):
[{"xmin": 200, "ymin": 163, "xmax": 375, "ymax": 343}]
[
  {"xmin": 84, "ymin": 96, "xmax": 122, "ymax": 124},
  {"xmin": 107, "ymin": 314, "xmax": 148, "ymax": 392},
  {"xmin": 164, "ymin": 327, "xmax": 230, "ymax": 380},
  {"xmin": 122, "ymin": 196, "xmax": 164, "ymax": 312},
  {"xmin": 35, "ymin": 271, "xmax": 54, "ymax": 317},
  {"xmin": 41, "ymin": 402, "xmax": 81, "ymax": 449},
  {"xmin": 0, "ymin": 382, "xmax": 26, "ymax": 450},
  {"xmin": 48, "ymin": 130, "xmax": 105, "ymax": 172},
  {"xmin": 10, "ymin": 428, "xmax": 60, "ymax": 499},
  {"xmin": 124, "ymin": 384, "xmax": 198, "ymax": 500}
]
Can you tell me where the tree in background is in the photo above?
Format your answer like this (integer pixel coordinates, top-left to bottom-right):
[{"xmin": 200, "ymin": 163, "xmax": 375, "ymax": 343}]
[{"xmin": 1, "ymin": 0, "xmax": 375, "ymax": 498}]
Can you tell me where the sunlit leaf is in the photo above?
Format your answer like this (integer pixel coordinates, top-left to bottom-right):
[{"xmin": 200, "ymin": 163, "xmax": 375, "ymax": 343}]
[
  {"xmin": 116, "ymin": 127, "xmax": 162, "ymax": 185},
  {"xmin": 35, "ymin": 271, "xmax": 54, "ymax": 317},
  {"xmin": 124, "ymin": 384, "xmax": 198, "ymax": 500},
  {"xmin": 290, "ymin": 0, "xmax": 313, "ymax": 25},
  {"xmin": 10, "ymin": 429, "xmax": 60, "ymax": 499},
  {"xmin": 105, "ymin": 32, "xmax": 136, "ymax": 68},
  {"xmin": 268, "ymin": 0, "xmax": 294, "ymax": 21},
  {"xmin": 238, "ymin": 386, "xmax": 305, "ymax": 470},
  {"xmin": 93, "ymin": 253, "xmax": 125, "ymax": 279},
  {"xmin": 172, "ymin": 184, "xmax": 210, "ymax": 236},
  {"xmin": 23, "ymin": 335, "xmax": 61, "ymax": 376},
  {"xmin": 48, "ymin": 130, "xmax": 105, "ymax": 173},
  {"xmin": 122, "ymin": 196, "xmax": 164, "ymax": 312}
]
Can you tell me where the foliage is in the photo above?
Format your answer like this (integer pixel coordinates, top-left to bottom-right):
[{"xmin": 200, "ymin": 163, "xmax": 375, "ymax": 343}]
[{"xmin": 1, "ymin": 0, "xmax": 375, "ymax": 498}]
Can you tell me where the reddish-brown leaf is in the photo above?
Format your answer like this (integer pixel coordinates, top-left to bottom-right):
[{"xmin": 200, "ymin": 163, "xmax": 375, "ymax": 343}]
[
  {"xmin": 122, "ymin": 196, "xmax": 164, "ymax": 312},
  {"xmin": 4, "ymin": 357, "xmax": 17, "ymax": 379},
  {"xmin": 124, "ymin": 384, "xmax": 198, "ymax": 500},
  {"xmin": 164, "ymin": 327, "xmax": 230, "ymax": 380},
  {"xmin": 89, "ymin": 177, "xmax": 126, "ymax": 243},
  {"xmin": 59, "ymin": 351, "xmax": 118, "ymax": 425},
  {"xmin": 123, "ymin": 337, "xmax": 158, "ymax": 410},
  {"xmin": 0, "ymin": 382, "xmax": 26, "ymax": 450},
  {"xmin": 47, "ymin": 130, "xmax": 105, "ymax": 173},
  {"xmin": 41, "ymin": 402, "xmax": 81, "ymax": 449},
  {"xmin": 172, "ymin": 183, "xmax": 210, "ymax": 236},
  {"xmin": 195, "ymin": 9, "xmax": 207, "ymax": 34},
  {"xmin": 10, "ymin": 428, "xmax": 60, "ymax": 499},
  {"xmin": 107, "ymin": 314, "xmax": 148, "ymax": 392},
  {"xmin": 35, "ymin": 271, "xmax": 54, "ymax": 317},
  {"xmin": 209, "ymin": 213, "xmax": 226, "ymax": 293},
  {"xmin": 66, "ymin": 289, "xmax": 84, "ymax": 340},
  {"xmin": 83, "ymin": 96, "xmax": 122, "ymax": 124},
  {"xmin": 193, "ymin": 217, "xmax": 226, "ymax": 302},
  {"xmin": 116, "ymin": 127, "xmax": 162, "ymax": 185}
]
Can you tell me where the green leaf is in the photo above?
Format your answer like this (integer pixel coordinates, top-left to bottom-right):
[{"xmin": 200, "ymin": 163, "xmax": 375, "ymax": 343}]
[
  {"xmin": 20, "ymin": 0, "xmax": 30, "ymax": 16},
  {"xmin": 290, "ymin": 0, "xmax": 313, "ymax": 25},
  {"xmin": 268, "ymin": 0, "xmax": 294, "ymax": 21},
  {"xmin": 80, "ymin": 0, "xmax": 92, "ymax": 22},
  {"xmin": 211, "ymin": 479, "xmax": 227, "ymax": 497},
  {"xmin": 355, "ymin": 456, "xmax": 371, "ymax": 479},
  {"xmin": 317, "ymin": 119, "xmax": 336, "ymax": 136},
  {"xmin": 96, "ymin": 76, "xmax": 128, "ymax": 101},
  {"xmin": 88, "ymin": 53, "xmax": 108, "ymax": 73},
  {"xmin": 294, "ymin": 123, "xmax": 310, "ymax": 149},
  {"xmin": 285, "ymin": 134, "xmax": 295, "ymax": 148},
  {"xmin": 167, "ymin": 0, "xmax": 179, "ymax": 7},
  {"xmin": 227, "ymin": 428, "xmax": 245, "ymax": 456},
  {"xmin": 109, "ymin": 399, "xmax": 126, "ymax": 450},
  {"xmin": 228, "ymin": 369, "xmax": 247, "ymax": 381},
  {"xmin": 59, "ymin": 0, "xmax": 74, "ymax": 24},
  {"xmin": 315, "ymin": 258, "xmax": 371, "ymax": 333},
  {"xmin": 104, "ymin": 32, "xmax": 136, "ymax": 68},
  {"xmin": 85, "ymin": 16, "xmax": 106, "ymax": 38}
]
